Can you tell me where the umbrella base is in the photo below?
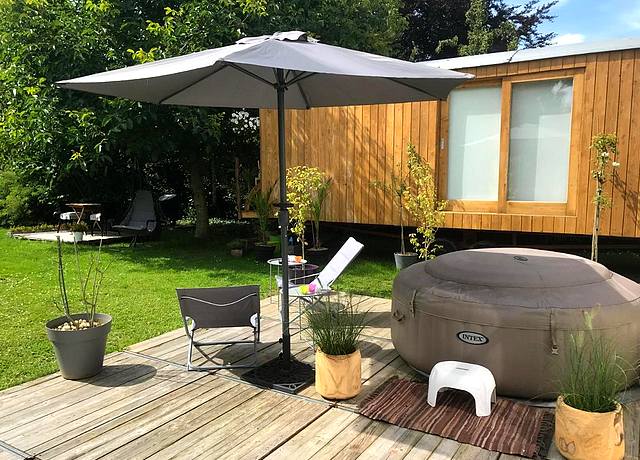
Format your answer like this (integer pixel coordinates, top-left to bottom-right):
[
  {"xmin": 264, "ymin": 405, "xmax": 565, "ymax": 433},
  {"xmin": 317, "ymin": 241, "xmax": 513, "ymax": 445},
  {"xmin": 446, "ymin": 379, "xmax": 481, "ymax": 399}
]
[{"xmin": 243, "ymin": 356, "xmax": 315, "ymax": 394}]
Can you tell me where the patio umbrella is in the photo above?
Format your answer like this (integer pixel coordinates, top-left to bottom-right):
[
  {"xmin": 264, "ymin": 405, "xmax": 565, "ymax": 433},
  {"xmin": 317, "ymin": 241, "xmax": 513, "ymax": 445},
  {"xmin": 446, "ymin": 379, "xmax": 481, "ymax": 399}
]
[{"xmin": 58, "ymin": 31, "xmax": 473, "ymax": 392}]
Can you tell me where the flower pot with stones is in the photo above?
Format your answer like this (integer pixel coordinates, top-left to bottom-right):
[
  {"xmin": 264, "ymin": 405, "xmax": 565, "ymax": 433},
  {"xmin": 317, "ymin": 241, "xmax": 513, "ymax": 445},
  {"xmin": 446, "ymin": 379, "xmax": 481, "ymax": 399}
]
[
  {"xmin": 46, "ymin": 313, "xmax": 112, "ymax": 380},
  {"xmin": 554, "ymin": 395, "xmax": 624, "ymax": 460}
]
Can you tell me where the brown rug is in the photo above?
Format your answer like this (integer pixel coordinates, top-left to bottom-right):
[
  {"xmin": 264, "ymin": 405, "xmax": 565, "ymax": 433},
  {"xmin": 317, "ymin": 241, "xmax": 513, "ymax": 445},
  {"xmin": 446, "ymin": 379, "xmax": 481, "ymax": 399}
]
[{"xmin": 359, "ymin": 378, "xmax": 553, "ymax": 458}]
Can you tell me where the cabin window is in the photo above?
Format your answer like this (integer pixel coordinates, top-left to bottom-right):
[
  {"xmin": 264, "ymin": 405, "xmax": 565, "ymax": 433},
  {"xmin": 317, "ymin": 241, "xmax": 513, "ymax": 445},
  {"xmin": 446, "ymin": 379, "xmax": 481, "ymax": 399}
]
[
  {"xmin": 507, "ymin": 79, "xmax": 573, "ymax": 202},
  {"xmin": 445, "ymin": 72, "xmax": 580, "ymax": 215},
  {"xmin": 447, "ymin": 86, "xmax": 502, "ymax": 200}
]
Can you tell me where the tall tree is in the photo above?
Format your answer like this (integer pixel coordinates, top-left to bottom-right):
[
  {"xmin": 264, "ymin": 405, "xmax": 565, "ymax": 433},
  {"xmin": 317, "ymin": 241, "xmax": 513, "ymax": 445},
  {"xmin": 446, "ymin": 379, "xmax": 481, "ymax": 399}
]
[{"xmin": 397, "ymin": 0, "xmax": 557, "ymax": 61}]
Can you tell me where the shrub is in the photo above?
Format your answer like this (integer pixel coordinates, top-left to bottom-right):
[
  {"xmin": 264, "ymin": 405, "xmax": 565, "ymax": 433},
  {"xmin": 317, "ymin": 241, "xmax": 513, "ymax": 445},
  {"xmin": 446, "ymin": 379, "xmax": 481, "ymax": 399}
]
[{"xmin": 0, "ymin": 170, "xmax": 34, "ymax": 226}]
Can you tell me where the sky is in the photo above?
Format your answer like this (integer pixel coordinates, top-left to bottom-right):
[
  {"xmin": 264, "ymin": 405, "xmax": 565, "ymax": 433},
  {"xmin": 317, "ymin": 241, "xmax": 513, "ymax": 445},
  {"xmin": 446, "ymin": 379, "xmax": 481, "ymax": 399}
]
[{"xmin": 511, "ymin": 0, "xmax": 640, "ymax": 45}]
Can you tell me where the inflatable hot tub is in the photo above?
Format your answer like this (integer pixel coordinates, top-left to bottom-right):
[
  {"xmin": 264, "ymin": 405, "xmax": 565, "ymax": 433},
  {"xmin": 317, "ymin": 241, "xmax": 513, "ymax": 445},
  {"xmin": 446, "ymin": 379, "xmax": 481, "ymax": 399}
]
[{"xmin": 391, "ymin": 248, "xmax": 640, "ymax": 399}]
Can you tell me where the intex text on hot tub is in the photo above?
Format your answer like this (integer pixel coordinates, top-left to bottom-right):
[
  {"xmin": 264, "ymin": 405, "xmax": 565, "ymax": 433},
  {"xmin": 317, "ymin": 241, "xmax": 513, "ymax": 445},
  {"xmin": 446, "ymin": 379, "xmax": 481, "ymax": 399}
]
[{"xmin": 391, "ymin": 247, "xmax": 640, "ymax": 400}]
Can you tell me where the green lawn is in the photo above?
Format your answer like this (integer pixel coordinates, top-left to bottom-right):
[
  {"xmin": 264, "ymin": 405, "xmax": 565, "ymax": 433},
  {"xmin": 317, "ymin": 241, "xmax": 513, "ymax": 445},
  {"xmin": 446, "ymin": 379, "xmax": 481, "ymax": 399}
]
[{"xmin": 0, "ymin": 225, "xmax": 396, "ymax": 390}]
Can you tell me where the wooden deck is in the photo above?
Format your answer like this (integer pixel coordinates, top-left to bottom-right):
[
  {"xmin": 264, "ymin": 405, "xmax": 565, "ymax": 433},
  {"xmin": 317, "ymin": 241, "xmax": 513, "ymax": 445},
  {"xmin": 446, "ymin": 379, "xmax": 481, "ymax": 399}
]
[{"xmin": 1, "ymin": 295, "xmax": 638, "ymax": 459}]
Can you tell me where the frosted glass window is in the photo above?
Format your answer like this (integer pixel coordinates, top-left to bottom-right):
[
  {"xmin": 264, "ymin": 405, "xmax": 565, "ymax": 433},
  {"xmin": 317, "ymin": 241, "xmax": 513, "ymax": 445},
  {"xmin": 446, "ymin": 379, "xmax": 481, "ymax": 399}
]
[
  {"xmin": 508, "ymin": 79, "xmax": 573, "ymax": 202},
  {"xmin": 448, "ymin": 86, "xmax": 502, "ymax": 200}
]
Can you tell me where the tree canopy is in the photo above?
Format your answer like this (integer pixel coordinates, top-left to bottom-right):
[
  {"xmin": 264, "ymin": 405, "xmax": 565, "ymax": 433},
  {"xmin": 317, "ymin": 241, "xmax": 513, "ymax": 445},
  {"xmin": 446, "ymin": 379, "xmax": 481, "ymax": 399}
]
[
  {"xmin": 0, "ymin": 0, "xmax": 404, "ymax": 232},
  {"xmin": 397, "ymin": 0, "xmax": 557, "ymax": 61}
]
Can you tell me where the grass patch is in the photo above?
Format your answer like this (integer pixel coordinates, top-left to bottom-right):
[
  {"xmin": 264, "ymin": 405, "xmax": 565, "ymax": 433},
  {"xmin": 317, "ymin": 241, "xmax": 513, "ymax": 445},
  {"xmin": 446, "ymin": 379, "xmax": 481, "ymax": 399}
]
[{"xmin": 0, "ymin": 226, "xmax": 395, "ymax": 390}]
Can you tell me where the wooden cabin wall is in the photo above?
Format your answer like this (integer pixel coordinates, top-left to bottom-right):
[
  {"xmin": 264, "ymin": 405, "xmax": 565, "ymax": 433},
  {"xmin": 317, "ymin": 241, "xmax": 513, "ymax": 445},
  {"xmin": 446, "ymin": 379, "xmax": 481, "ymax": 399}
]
[{"xmin": 259, "ymin": 49, "xmax": 640, "ymax": 238}]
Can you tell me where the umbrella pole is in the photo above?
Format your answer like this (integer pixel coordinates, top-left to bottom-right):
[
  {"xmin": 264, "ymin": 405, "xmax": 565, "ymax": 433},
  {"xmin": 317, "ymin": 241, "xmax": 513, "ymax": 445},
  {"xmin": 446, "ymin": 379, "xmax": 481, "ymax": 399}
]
[{"xmin": 276, "ymin": 68, "xmax": 291, "ymax": 361}]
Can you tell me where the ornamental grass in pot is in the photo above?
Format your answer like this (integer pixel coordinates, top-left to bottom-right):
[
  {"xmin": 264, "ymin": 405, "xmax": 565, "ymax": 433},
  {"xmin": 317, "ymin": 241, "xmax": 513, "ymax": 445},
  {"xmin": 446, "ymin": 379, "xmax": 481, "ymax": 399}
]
[
  {"xmin": 305, "ymin": 297, "xmax": 367, "ymax": 400},
  {"xmin": 46, "ymin": 236, "xmax": 112, "ymax": 380},
  {"xmin": 555, "ymin": 313, "xmax": 627, "ymax": 460}
]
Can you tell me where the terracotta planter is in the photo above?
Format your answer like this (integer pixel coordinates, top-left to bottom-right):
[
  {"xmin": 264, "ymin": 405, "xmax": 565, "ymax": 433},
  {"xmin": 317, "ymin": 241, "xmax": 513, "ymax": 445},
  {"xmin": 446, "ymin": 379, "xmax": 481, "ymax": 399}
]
[
  {"xmin": 554, "ymin": 395, "xmax": 624, "ymax": 460},
  {"xmin": 315, "ymin": 348, "xmax": 361, "ymax": 400}
]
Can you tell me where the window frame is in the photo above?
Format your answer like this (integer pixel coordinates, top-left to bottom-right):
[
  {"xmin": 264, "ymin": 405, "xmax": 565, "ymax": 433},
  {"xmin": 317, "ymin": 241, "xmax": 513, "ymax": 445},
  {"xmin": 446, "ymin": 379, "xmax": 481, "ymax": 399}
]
[{"xmin": 439, "ymin": 68, "xmax": 584, "ymax": 216}]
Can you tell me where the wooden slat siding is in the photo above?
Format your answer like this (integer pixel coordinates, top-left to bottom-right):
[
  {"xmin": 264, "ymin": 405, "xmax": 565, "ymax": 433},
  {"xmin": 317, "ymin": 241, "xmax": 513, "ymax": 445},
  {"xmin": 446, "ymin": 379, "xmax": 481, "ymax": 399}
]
[
  {"xmin": 629, "ymin": 52, "xmax": 640, "ymax": 237},
  {"xmin": 586, "ymin": 53, "xmax": 611, "ymax": 237},
  {"xmin": 259, "ymin": 50, "xmax": 640, "ymax": 237},
  {"xmin": 376, "ymin": 105, "xmax": 386, "ymax": 225},
  {"xmin": 611, "ymin": 50, "xmax": 635, "ymax": 236},
  {"xmin": 601, "ymin": 51, "xmax": 622, "ymax": 235},
  {"xmin": 576, "ymin": 55, "xmax": 598, "ymax": 235},
  {"xmin": 384, "ymin": 105, "xmax": 395, "ymax": 225}
]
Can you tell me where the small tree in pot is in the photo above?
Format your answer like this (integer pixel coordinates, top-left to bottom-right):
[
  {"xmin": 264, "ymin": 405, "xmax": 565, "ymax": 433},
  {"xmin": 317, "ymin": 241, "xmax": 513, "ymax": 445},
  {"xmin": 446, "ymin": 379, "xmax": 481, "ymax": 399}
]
[
  {"xmin": 305, "ymin": 296, "xmax": 367, "ymax": 400},
  {"xmin": 46, "ymin": 236, "xmax": 112, "ymax": 379},
  {"xmin": 370, "ymin": 165, "xmax": 415, "ymax": 269},
  {"xmin": 248, "ymin": 182, "xmax": 276, "ymax": 262},
  {"xmin": 286, "ymin": 166, "xmax": 330, "ymax": 260},
  {"xmin": 555, "ymin": 313, "xmax": 627, "ymax": 460},
  {"xmin": 403, "ymin": 144, "xmax": 447, "ymax": 261}
]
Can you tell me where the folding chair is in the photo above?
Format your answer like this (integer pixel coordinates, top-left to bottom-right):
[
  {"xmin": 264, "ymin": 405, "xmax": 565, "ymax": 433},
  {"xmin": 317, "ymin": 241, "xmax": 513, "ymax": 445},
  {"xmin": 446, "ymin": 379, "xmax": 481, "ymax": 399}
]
[
  {"xmin": 176, "ymin": 285, "xmax": 260, "ymax": 371},
  {"xmin": 277, "ymin": 237, "xmax": 364, "ymax": 328}
]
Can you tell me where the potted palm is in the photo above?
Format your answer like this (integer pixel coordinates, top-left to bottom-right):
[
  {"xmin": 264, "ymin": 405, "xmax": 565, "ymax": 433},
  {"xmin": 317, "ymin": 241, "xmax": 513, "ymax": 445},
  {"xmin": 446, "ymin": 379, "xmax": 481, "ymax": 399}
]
[
  {"xmin": 305, "ymin": 297, "xmax": 367, "ymax": 400},
  {"xmin": 70, "ymin": 221, "xmax": 88, "ymax": 242},
  {"xmin": 248, "ymin": 182, "xmax": 276, "ymax": 262},
  {"xmin": 46, "ymin": 236, "xmax": 111, "ymax": 379},
  {"xmin": 370, "ymin": 165, "xmax": 416, "ymax": 269},
  {"xmin": 555, "ymin": 313, "xmax": 627, "ymax": 460},
  {"xmin": 309, "ymin": 176, "xmax": 332, "ymax": 255},
  {"xmin": 403, "ymin": 144, "xmax": 447, "ymax": 261}
]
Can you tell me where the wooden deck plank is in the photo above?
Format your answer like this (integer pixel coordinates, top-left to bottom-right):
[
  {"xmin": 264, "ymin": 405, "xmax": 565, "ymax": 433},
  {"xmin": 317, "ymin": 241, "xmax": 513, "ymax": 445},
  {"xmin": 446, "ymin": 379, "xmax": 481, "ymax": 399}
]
[
  {"xmin": 146, "ymin": 391, "xmax": 301, "ymax": 459},
  {"xmin": 452, "ymin": 443, "xmax": 499, "ymax": 459},
  {"xmin": 355, "ymin": 424, "xmax": 424, "ymax": 459},
  {"xmin": 3, "ymin": 358, "xmax": 198, "ymax": 447},
  {"xmin": 428, "ymin": 438, "xmax": 462, "ymax": 460},
  {"xmin": 37, "ymin": 376, "xmax": 236, "ymax": 459},
  {"xmin": 401, "ymin": 434, "xmax": 443, "ymax": 459},
  {"xmin": 102, "ymin": 382, "xmax": 260, "ymax": 459},
  {"xmin": 308, "ymin": 417, "xmax": 387, "ymax": 460},
  {"xmin": 0, "ymin": 354, "xmax": 172, "ymax": 435},
  {"xmin": 265, "ymin": 409, "xmax": 359, "ymax": 460},
  {"xmin": 213, "ymin": 400, "xmax": 329, "ymax": 460}
]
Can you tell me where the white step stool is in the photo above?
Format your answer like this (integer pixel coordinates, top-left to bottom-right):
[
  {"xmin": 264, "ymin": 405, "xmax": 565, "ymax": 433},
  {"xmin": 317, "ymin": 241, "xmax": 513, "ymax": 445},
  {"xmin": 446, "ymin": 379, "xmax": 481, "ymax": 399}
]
[{"xmin": 427, "ymin": 361, "xmax": 496, "ymax": 417}]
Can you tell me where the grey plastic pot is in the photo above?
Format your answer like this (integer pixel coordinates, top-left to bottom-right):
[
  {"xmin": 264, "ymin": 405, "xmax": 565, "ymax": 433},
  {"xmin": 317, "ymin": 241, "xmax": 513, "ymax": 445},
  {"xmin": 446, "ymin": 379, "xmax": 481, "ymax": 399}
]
[
  {"xmin": 394, "ymin": 252, "xmax": 418, "ymax": 270},
  {"xmin": 45, "ymin": 313, "xmax": 112, "ymax": 380}
]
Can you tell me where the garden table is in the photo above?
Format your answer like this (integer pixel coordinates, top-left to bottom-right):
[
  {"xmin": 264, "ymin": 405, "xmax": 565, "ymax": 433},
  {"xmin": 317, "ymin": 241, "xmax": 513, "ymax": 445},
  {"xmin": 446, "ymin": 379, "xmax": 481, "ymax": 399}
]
[
  {"xmin": 267, "ymin": 256, "xmax": 307, "ymax": 301},
  {"xmin": 66, "ymin": 203, "xmax": 101, "ymax": 224}
]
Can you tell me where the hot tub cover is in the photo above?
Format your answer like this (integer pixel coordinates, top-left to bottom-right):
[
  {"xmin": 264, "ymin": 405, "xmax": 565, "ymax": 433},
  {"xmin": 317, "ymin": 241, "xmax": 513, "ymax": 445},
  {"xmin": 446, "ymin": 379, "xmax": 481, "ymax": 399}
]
[{"xmin": 391, "ymin": 248, "xmax": 640, "ymax": 399}]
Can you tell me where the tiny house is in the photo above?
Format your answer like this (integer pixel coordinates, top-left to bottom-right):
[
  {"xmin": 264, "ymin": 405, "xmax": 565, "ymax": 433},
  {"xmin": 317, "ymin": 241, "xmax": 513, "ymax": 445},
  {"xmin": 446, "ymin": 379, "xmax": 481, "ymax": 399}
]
[{"xmin": 259, "ymin": 38, "xmax": 640, "ymax": 240}]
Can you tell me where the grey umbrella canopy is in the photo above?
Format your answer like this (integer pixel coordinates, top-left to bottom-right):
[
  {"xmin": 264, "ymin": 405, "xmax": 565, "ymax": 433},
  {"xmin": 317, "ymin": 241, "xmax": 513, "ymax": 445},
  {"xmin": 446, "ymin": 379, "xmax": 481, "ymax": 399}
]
[{"xmin": 58, "ymin": 31, "xmax": 473, "ymax": 368}]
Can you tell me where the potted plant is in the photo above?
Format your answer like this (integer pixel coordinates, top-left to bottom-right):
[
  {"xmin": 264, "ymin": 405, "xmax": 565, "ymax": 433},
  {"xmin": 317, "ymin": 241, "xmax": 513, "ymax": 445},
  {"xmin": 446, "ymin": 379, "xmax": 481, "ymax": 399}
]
[
  {"xmin": 555, "ymin": 313, "xmax": 627, "ymax": 460},
  {"xmin": 370, "ymin": 164, "xmax": 416, "ymax": 269},
  {"xmin": 70, "ymin": 221, "xmax": 88, "ymax": 242},
  {"xmin": 46, "ymin": 236, "xmax": 112, "ymax": 379},
  {"xmin": 227, "ymin": 239, "xmax": 244, "ymax": 257},
  {"xmin": 403, "ymin": 144, "xmax": 447, "ymax": 261},
  {"xmin": 590, "ymin": 133, "xmax": 620, "ymax": 262},
  {"xmin": 248, "ymin": 182, "xmax": 276, "ymax": 262},
  {"xmin": 286, "ymin": 166, "xmax": 330, "ymax": 260},
  {"xmin": 305, "ymin": 296, "xmax": 367, "ymax": 400},
  {"xmin": 309, "ymin": 176, "xmax": 332, "ymax": 255}
]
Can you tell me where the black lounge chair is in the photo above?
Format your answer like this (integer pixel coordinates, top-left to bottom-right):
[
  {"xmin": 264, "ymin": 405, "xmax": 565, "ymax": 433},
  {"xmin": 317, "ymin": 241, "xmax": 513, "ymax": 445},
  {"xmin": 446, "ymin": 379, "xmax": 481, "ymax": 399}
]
[
  {"xmin": 112, "ymin": 190, "xmax": 158, "ymax": 246},
  {"xmin": 176, "ymin": 285, "xmax": 261, "ymax": 371}
]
